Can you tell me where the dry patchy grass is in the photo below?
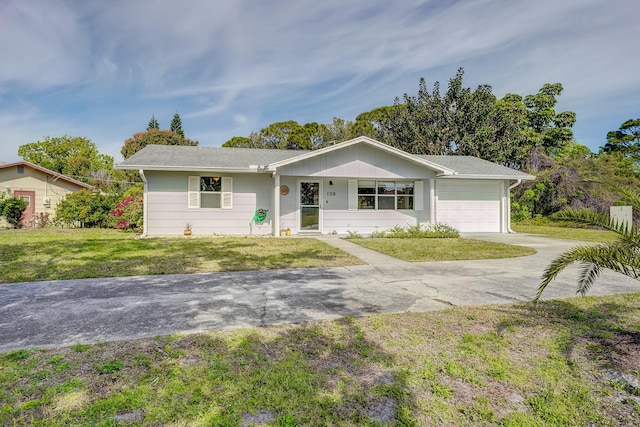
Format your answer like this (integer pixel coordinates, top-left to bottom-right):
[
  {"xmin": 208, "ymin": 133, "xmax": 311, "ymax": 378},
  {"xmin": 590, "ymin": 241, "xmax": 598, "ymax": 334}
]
[
  {"xmin": 0, "ymin": 228, "xmax": 362, "ymax": 283},
  {"xmin": 2, "ymin": 293, "xmax": 640, "ymax": 425}
]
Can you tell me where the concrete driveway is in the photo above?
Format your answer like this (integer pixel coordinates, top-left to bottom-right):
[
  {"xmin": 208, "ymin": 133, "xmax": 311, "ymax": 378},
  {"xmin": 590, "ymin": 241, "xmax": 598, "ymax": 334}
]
[{"xmin": 0, "ymin": 233, "xmax": 637, "ymax": 352}]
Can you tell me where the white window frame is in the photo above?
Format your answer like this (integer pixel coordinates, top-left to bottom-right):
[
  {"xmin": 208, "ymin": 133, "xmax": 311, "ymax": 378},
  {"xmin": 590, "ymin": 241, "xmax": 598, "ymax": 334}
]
[
  {"xmin": 352, "ymin": 179, "xmax": 419, "ymax": 211},
  {"xmin": 188, "ymin": 176, "xmax": 232, "ymax": 209}
]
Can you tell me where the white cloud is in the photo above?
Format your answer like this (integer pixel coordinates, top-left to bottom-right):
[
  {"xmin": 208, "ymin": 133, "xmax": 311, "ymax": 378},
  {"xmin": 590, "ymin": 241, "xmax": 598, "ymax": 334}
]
[
  {"xmin": 233, "ymin": 114, "xmax": 248, "ymax": 125},
  {"xmin": 0, "ymin": 0, "xmax": 91, "ymax": 88},
  {"xmin": 0, "ymin": 0, "xmax": 638, "ymax": 160}
]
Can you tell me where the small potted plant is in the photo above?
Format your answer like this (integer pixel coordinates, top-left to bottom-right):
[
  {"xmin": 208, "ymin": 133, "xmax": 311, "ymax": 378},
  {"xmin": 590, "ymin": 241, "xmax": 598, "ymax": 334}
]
[{"xmin": 184, "ymin": 222, "xmax": 193, "ymax": 236}]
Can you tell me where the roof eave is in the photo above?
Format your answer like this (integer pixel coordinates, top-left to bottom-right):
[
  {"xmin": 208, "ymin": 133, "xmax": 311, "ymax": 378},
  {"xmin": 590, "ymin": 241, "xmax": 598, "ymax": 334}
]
[
  {"xmin": 436, "ymin": 173, "xmax": 535, "ymax": 180},
  {"xmin": 115, "ymin": 165, "xmax": 264, "ymax": 173}
]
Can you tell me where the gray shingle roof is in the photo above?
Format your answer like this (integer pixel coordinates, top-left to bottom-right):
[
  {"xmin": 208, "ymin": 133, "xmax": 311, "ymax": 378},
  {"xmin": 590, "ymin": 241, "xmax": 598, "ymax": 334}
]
[
  {"xmin": 117, "ymin": 145, "xmax": 305, "ymax": 170},
  {"xmin": 418, "ymin": 155, "xmax": 532, "ymax": 178},
  {"xmin": 117, "ymin": 143, "xmax": 533, "ymax": 179}
]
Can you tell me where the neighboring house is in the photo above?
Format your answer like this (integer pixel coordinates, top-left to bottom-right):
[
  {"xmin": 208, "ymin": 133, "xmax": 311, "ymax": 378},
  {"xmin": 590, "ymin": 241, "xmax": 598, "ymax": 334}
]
[
  {"xmin": 0, "ymin": 160, "xmax": 94, "ymax": 227},
  {"xmin": 116, "ymin": 136, "xmax": 534, "ymax": 236}
]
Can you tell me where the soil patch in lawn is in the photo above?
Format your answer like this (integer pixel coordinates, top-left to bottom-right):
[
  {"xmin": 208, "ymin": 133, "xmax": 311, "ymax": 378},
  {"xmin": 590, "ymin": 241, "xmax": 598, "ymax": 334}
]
[{"xmin": 2, "ymin": 293, "xmax": 640, "ymax": 425}]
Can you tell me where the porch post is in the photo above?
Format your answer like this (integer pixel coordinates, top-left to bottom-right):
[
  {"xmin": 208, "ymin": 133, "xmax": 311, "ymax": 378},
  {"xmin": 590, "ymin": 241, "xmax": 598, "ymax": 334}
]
[
  {"xmin": 273, "ymin": 173, "xmax": 280, "ymax": 237},
  {"xmin": 429, "ymin": 178, "xmax": 436, "ymax": 224}
]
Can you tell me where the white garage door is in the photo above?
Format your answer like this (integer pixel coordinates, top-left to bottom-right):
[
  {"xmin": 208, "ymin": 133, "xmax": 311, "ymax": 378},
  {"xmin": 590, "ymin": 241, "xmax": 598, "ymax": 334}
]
[{"xmin": 436, "ymin": 180, "xmax": 502, "ymax": 232}]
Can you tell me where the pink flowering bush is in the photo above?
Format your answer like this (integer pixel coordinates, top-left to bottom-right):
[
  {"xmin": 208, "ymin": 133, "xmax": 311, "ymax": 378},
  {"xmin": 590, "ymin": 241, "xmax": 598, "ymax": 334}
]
[{"xmin": 108, "ymin": 184, "xmax": 143, "ymax": 232}]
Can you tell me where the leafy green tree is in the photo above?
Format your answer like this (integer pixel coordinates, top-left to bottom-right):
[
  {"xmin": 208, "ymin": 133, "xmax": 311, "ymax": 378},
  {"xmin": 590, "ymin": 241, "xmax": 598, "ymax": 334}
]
[
  {"xmin": 287, "ymin": 122, "xmax": 321, "ymax": 150},
  {"xmin": 18, "ymin": 136, "xmax": 113, "ymax": 185},
  {"xmin": 602, "ymin": 119, "xmax": 640, "ymax": 161},
  {"xmin": 351, "ymin": 106, "xmax": 397, "ymax": 141},
  {"xmin": 170, "ymin": 113, "xmax": 185, "ymax": 137},
  {"xmin": 523, "ymin": 83, "xmax": 576, "ymax": 150},
  {"xmin": 387, "ymin": 68, "xmax": 533, "ymax": 167},
  {"xmin": 54, "ymin": 189, "xmax": 115, "ymax": 228},
  {"xmin": 121, "ymin": 129, "xmax": 198, "ymax": 159},
  {"xmin": 147, "ymin": 115, "xmax": 159, "ymax": 130},
  {"xmin": 222, "ymin": 136, "xmax": 255, "ymax": 148},
  {"xmin": 223, "ymin": 121, "xmax": 324, "ymax": 150},
  {"xmin": 316, "ymin": 117, "xmax": 354, "ymax": 147},
  {"xmin": 390, "ymin": 75, "xmax": 451, "ymax": 155},
  {"xmin": 536, "ymin": 184, "xmax": 640, "ymax": 300},
  {"xmin": 0, "ymin": 191, "xmax": 28, "ymax": 228},
  {"xmin": 259, "ymin": 121, "xmax": 301, "ymax": 149}
]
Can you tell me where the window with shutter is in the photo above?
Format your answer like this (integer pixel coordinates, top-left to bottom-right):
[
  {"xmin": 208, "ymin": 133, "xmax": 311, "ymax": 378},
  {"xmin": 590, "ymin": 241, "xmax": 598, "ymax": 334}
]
[
  {"xmin": 188, "ymin": 176, "xmax": 200, "ymax": 208},
  {"xmin": 187, "ymin": 176, "xmax": 233, "ymax": 209}
]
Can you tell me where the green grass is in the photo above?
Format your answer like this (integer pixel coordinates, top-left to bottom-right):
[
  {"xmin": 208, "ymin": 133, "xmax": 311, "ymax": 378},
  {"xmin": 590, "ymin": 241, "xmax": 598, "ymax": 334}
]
[
  {"xmin": 349, "ymin": 237, "xmax": 536, "ymax": 261},
  {"xmin": 2, "ymin": 293, "xmax": 639, "ymax": 425},
  {"xmin": 512, "ymin": 223, "xmax": 618, "ymax": 243},
  {"xmin": 0, "ymin": 228, "xmax": 362, "ymax": 283}
]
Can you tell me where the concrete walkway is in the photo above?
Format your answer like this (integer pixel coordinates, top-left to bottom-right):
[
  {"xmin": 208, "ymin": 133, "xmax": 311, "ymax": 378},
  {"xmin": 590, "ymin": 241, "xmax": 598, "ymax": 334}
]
[{"xmin": 0, "ymin": 233, "xmax": 638, "ymax": 352}]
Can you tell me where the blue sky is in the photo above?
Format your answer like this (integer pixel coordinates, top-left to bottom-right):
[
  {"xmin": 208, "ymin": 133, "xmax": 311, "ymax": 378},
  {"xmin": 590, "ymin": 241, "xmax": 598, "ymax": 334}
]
[{"xmin": 1, "ymin": 0, "xmax": 639, "ymax": 164}]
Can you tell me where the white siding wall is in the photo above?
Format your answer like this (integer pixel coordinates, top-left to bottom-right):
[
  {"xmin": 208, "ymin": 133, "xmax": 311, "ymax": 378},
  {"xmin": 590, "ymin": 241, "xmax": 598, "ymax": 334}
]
[
  {"xmin": 274, "ymin": 143, "xmax": 437, "ymax": 234},
  {"xmin": 278, "ymin": 176, "xmax": 298, "ymax": 233},
  {"xmin": 143, "ymin": 143, "xmax": 440, "ymax": 236},
  {"xmin": 278, "ymin": 177, "xmax": 430, "ymax": 235},
  {"xmin": 145, "ymin": 171, "xmax": 274, "ymax": 236}
]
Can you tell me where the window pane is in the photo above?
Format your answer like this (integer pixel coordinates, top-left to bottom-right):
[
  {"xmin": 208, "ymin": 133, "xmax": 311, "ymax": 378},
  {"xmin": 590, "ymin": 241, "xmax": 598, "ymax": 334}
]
[
  {"xmin": 201, "ymin": 177, "xmax": 221, "ymax": 192},
  {"xmin": 358, "ymin": 195, "xmax": 375, "ymax": 209},
  {"xmin": 378, "ymin": 196, "xmax": 395, "ymax": 209},
  {"xmin": 397, "ymin": 196, "xmax": 414, "ymax": 210},
  {"xmin": 201, "ymin": 193, "xmax": 221, "ymax": 208},
  {"xmin": 358, "ymin": 180, "xmax": 375, "ymax": 195},
  {"xmin": 301, "ymin": 207, "xmax": 319, "ymax": 230},
  {"xmin": 396, "ymin": 182, "xmax": 414, "ymax": 195},
  {"xmin": 300, "ymin": 182, "xmax": 319, "ymax": 206},
  {"xmin": 377, "ymin": 181, "xmax": 395, "ymax": 195}
]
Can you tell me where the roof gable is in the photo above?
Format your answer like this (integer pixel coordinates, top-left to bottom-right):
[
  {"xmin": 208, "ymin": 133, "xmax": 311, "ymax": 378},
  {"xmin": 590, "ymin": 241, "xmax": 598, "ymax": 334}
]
[
  {"xmin": 0, "ymin": 161, "xmax": 94, "ymax": 189},
  {"xmin": 266, "ymin": 136, "xmax": 455, "ymax": 175}
]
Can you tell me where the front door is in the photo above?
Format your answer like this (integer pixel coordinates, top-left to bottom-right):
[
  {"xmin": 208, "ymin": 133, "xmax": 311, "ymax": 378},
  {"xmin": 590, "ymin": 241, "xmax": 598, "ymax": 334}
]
[
  {"xmin": 299, "ymin": 181, "xmax": 321, "ymax": 232},
  {"xmin": 13, "ymin": 190, "xmax": 35, "ymax": 227}
]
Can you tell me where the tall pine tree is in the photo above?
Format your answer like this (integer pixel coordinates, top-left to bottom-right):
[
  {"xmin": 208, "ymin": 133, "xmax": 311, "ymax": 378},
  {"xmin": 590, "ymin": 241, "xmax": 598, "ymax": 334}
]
[
  {"xmin": 147, "ymin": 115, "xmax": 159, "ymax": 130},
  {"xmin": 170, "ymin": 113, "xmax": 184, "ymax": 137}
]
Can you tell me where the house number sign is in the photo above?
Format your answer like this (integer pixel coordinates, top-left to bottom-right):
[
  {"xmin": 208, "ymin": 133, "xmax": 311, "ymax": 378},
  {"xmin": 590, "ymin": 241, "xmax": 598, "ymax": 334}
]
[{"xmin": 326, "ymin": 191, "xmax": 336, "ymax": 196}]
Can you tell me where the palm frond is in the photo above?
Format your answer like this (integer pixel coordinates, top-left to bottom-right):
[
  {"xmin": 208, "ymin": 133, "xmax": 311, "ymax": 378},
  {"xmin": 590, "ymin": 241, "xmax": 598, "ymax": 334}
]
[
  {"xmin": 538, "ymin": 181, "xmax": 640, "ymax": 300},
  {"xmin": 552, "ymin": 208, "xmax": 639, "ymax": 244},
  {"xmin": 605, "ymin": 182, "xmax": 640, "ymax": 211},
  {"xmin": 577, "ymin": 263, "xmax": 601, "ymax": 296},
  {"xmin": 536, "ymin": 243, "xmax": 640, "ymax": 300}
]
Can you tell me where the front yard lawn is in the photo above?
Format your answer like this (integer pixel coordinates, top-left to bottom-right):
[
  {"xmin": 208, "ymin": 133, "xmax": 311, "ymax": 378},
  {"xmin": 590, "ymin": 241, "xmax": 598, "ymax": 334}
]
[
  {"xmin": 511, "ymin": 223, "xmax": 618, "ymax": 242},
  {"xmin": 349, "ymin": 238, "xmax": 536, "ymax": 261},
  {"xmin": 2, "ymin": 293, "xmax": 639, "ymax": 425},
  {"xmin": 0, "ymin": 229, "xmax": 362, "ymax": 284}
]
